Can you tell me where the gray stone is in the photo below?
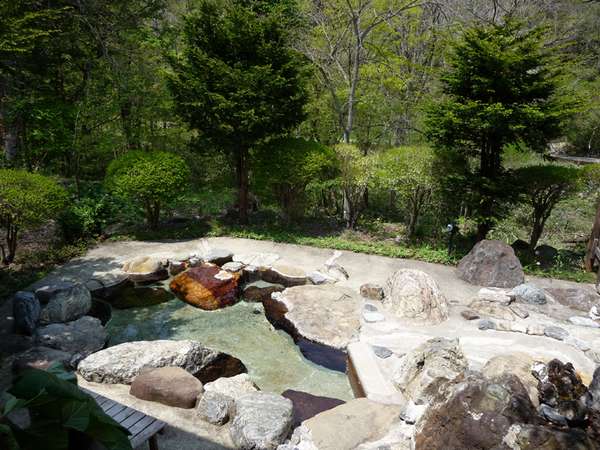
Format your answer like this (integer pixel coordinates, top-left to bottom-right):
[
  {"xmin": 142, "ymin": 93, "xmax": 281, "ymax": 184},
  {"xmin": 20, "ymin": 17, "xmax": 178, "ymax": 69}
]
[
  {"xmin": 564, "ymin": 335, "xmax": 591, "ymax": 351},
  {"xmin": 222, "ymin": 261, "xmax": 245, "ymax": 272},
  {"xmin": 204, "ymin": 374, "xmax": 259, "ymax": 400},
  {"xmin": 360, "ymin": 283, "xmax": 384, "ymax": 301},
  {"xmin": 230, "ymin": 392, "xmax": 293, "ymax": 450},
  {"xmin": 78, "ymin": 340, "xmax": 245, "ymax": 384},
  {"xmin": 510, "ymin": 283, "xmax": 547, "ymax": 305},
  {"xmin": 469, "ymin": 300, "xmax": 518, "ymax": 321},
  {"xmin": 588, "ymin": 366, "xmax": 600, "ymax": 412},
  {"xmin": 383, "ymin": 269, "xmax": 449, "ymax": 324},
  {"xmin": 543, "ymin": 326, "xmax": 569, "ymax": 341},
  {"xmin": 197, "ymin": 391, "xmax": 235, "ymax": 425},
  {"xmin": 203, "ymin": 248, "xmax": 234, "ymax": 266},
  {"xmin": 12, "ymin": 291, "xmax": 40, "ymax": 335},
  {"xmin": 478, "ymin": 319, "xmax": 496, "ymax": 330},
  {"xmin": 371, "ymin": 345, "xmax": 393, "ymax": 359},
  {"xmin": 121, "ymin": 256, "xmax": 168, "ymax": 283},
  {"xmin": 33, "ymin": 316, "xmax": 107, "ymax": 357},
  {"xmin": 392, "ymin": 337, "xmax": 467, "ymax": 404},
  {"xmin": 457, "ymin": 240, "xmax": 524, "ymax": 288},
  {"xmin": 477, "ymin": 287, "xmax": 513, "ymax": 305},
  {"xmin": 568, "ymin": 316, "xmax": 600, "ymax": 328},
  {"xmin": 36, "ymin": 282, "xmax": 92, "ymax": 324}
]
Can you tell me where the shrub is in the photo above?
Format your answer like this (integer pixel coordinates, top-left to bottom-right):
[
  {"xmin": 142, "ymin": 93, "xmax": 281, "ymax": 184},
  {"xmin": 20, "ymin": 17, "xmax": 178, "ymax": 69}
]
[
  {"xmin": 0, "ymin": 169, "xmax": 67, "ymax": 264},
  {"xmin": 334, "ymin": 144, "xmax": 376, "ymax": 229},
  {"xmin": 253, "ymin": 138, "xmax": 337, "ymax": 221},
  {"xmin": 376, "ymin": 146, "xmax": 436, "ymax": 238},
  {"xmin": 58, "ymin": 195, "xmax": 112, "ymax": 242},
  {"xmin": 105, "ymin": 151, "xmax": 190, "ymax": 229},
  {"xmin": 513, "ymin": 164, "xmax": 582, "ymax": 248}
]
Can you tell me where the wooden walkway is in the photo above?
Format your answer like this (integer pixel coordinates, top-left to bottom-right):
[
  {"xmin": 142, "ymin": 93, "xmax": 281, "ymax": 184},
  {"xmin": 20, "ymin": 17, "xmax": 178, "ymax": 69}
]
[{"xmin": 83, "ymin": 388, "xmax": 165, "ymax": 449}]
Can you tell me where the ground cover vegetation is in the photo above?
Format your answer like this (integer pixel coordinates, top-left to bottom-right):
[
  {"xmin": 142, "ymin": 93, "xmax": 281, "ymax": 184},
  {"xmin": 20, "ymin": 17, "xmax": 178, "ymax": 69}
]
[{"xmin": 2, "ymin": 0, "xmax": 600, "ymax": 304}]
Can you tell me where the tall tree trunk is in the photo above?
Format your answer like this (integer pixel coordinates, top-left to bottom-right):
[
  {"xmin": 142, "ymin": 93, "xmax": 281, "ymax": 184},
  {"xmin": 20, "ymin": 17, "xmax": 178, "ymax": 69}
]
[
  {"xmin": 1, "ymin": 222, "xmax": 19, "ymax": 265},
  {"xmin": 0, "ymin": 77, "xmax": 18, "ymax": 162},
  {"xmin": 344, "ymin": 16, "xmax": 362, "ymax": 144},
  {"xmin": 585, "ymin": 202, "xmax": 600, "ymax": 272},
  {"xmin": 237, "ymin": 147, "xmax": 249, "ymax": 224}
]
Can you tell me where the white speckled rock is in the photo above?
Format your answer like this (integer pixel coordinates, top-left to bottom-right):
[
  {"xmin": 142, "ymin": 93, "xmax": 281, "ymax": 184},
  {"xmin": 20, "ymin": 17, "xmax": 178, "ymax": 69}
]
[
  {"xmin": 204, "ymin": 373, "xmax": 259, "ymax": 400},
  {"xmin": 78, "ymin": 340, "xmax": 239, "ymax": 384},
  {"xmin": 569, "ymin": 316, "xmax": 600, "ymax": 328},
  {"xmin": 197, "ymin": 391, "xmax": 234, "ymax": 425},
  {"xmin": 230, "ymin": 392, "xmax": 293, "ymax": 450},
  {"xmin": 393, "ymin": 337, "xmax": 467, "ymax": 404},
  {"xmin": 383, "ymin": 269, "xmax": 449, "ymax": 324}
]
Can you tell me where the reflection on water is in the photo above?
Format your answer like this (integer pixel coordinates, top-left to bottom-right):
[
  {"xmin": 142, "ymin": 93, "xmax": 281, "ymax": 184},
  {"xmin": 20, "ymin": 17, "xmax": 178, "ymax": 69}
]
[{"xmin": 107, "ymin": 299, "xmax": 353, "ymax": 400}]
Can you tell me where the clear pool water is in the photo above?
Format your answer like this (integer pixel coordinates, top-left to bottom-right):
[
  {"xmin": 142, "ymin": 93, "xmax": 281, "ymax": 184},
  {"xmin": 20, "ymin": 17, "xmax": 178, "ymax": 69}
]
[{"xmin": 107, "ymin": 298, "xmax": 353, "ymax": 400}]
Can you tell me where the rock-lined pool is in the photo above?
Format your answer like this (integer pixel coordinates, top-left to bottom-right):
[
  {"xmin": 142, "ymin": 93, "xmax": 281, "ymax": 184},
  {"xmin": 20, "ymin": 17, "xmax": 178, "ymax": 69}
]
[{"xmin": 107, "ymin": 297, "xmax": 354, "ymax": 400}]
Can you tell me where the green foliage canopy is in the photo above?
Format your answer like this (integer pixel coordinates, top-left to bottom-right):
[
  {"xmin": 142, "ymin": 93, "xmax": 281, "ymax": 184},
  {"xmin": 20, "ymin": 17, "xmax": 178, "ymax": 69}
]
[
  {"xmin": 377, "ymin": 146, "xmax": 436, "ymax": 237},
  {"xmin": 105, "ymin": 151, "xmax": 190, "ymax": 229},
  {"xmin": 253, "ymin": 137, "xmax": 337, "ymax": 221},
  {"xmin": 513, "ymin": 164, "xmax": 582, "ymax": 248},
  {"xmin": 425, "ymin": 20, "xmax": 573, "ymax": 239},
  {"xmin": 167, "ymin": 0, "xmax": 309, "ymax": 222},
  {"xmin": 0, "ymin": 169, "xmax": 67, "ymax": 264}
]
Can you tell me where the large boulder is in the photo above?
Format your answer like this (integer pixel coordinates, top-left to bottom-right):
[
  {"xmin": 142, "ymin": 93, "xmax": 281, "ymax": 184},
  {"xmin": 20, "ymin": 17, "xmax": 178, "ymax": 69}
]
[
  {"xmin": 33, "ymin": 316, "xmax": 107, "ymax": 357},
  {"xmin": 393, "ymin": 337, "xmax": 467, "ymax": 404},
  {"xmin": 204, "ymin": 373, "xmax": 259, "ymax": 400},
  {"xmin": 457, "ymin": 240, "xmax": 525, "ymax": 288},
  {"xmin": 77, "ymin": 340, "xmax": 246, "ymax": 384},
  {"xmin": 129, "ymin": 366, "xmax": 203, "ymax": 409},
  {"xmin": 121, "ymin": 256, "xmax": 168, "ymax": 283},
  {"xmin": 230, "ymin": 392, "xmax": 293, "ymax": 450},
  {"xmin": 287, "ymin": 398, "xmax": 401, "ymax": 450},
  {"xmin": 281, "ymin": 390, "xmax": 345, "ymax": 428},
  {"xmin": 482, "ymin": 353, "xmax": 539, "ymax": 406},
  {"xmin": 36, "ymin": 282, "xmax": 92, "ymax": 324},
  {"xmin": 546, "ymin": 287, "xmax": 600, "ymax": 312},
  {"xmin": 266, "ymin": 285, "xmax": 361, "ymax": 350},
  {"xmin": 414, "ymin": 373, "xmax": 537, "ymax": 450},
  {"xmin": 382, "ymin": 269, "xmax": 449, "ymax": 324},
  {"xmin": 169, "ymin": 264, "xmax": 240, "ymax": 310},
  {"xmin": 12, "ymin": 291, "xmax": 40, "ymax": 335}
]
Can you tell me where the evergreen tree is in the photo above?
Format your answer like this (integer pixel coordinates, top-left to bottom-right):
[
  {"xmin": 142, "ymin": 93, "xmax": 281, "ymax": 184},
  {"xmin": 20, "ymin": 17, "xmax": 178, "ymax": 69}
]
[
  {"xmin": 167, "ymin": 0, "xmax": 309, "ymax": 223},
  {"xmin": 425, "ymin": 20, "xmax": 572, "ymax": 240}
]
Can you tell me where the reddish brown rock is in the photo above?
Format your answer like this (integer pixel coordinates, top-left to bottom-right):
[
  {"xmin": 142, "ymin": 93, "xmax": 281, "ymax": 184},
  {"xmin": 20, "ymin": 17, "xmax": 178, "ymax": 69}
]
[
  {"xmin": 170, "ymin": 264, "xmax": 240, "ymax": 310},
  {"xmin": 130, "ymin": 366, "xmax": 204, "ymax": 409}
]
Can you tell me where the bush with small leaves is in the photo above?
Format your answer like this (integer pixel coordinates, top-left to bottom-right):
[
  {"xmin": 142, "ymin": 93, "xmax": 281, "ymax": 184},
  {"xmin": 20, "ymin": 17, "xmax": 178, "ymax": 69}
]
[
  {"xmin": 0, "ymin": 169, "xmax": 67, "ymax": 265},
  {"xmin": 513, "ymin": 164, "xmax": 582, "ymax": 248},
  {"xmin": 105, "ymin": 151, "xmax": 190, "ymax": 229}
]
